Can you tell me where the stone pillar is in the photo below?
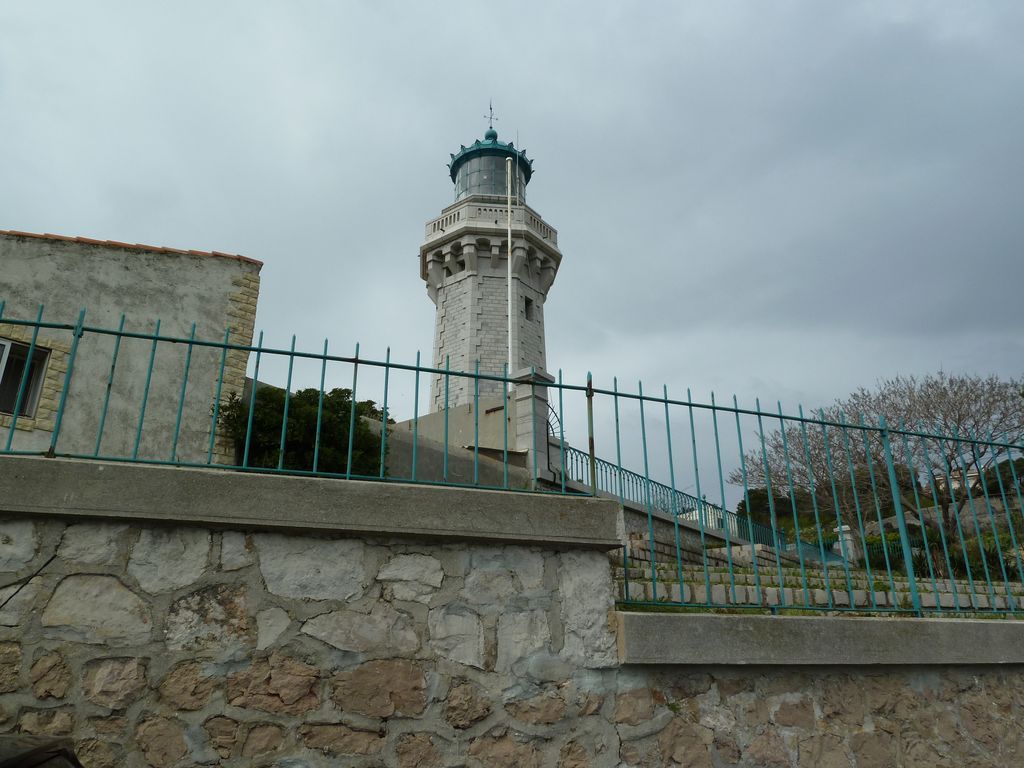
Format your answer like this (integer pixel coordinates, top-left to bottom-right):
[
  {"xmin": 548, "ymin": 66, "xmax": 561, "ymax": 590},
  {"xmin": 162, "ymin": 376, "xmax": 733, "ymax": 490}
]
[
  {"xmin": 512, "ymin": 368, "xmax": 554, "ymax": 487},
  {"xmin": 833, "ymin": 524, "xmax": 857, "ymax": 560}
]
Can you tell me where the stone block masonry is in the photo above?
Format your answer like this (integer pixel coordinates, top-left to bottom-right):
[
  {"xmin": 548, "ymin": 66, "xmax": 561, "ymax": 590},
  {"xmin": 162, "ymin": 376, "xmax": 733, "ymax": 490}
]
[
  {"xmin": 1, "ymin": 516, "xmax": 619, "ymax": 767},
  {"xmin": 2, "ymin": 456, "xmax": 1024, "ymax": 767},
  {"xmin": 430, "ymin": 270, "xmax": 548, "ymax": 413}
]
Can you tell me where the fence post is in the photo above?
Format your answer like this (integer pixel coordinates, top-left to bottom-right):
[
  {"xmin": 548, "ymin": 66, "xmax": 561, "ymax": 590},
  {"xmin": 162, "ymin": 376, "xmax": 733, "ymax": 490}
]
[
  {"xmin": 879, "ymin": 416, "xmax": 922, "ymax": 615},
  {"xmin": 5, "ymin": 304, "xmax": 44, "ymax": 450},
  {"xmin": 586, "ymin": 372, "xmax": 597, "ymax": 496},
  {"xmin": 47, "ymin": 308, "xmax": 86, "ymax": 457}
]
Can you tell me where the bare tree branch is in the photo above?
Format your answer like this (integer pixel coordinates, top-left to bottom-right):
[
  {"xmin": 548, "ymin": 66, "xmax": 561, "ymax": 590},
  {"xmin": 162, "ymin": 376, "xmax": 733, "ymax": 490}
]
[{"xmin": 729, "ymin": 372, "xmax": 1024, "ymax": 542}]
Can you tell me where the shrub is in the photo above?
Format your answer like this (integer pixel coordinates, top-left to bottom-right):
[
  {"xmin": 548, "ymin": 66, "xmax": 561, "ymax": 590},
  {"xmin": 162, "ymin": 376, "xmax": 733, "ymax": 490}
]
[{"xmin": 219, "ymin": 386, "xmax": 386, "ymax": 476}]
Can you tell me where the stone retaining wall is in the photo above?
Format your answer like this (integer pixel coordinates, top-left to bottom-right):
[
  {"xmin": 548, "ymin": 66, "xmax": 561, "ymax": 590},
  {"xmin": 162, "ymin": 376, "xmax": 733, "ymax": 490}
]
[
  {"xmin": 1, "ymin": 515, "xmax": 623, "ymax": 768},
  {"xmin": 2, "ymin": 459, "xmax": 1023, "ymax": 767}
]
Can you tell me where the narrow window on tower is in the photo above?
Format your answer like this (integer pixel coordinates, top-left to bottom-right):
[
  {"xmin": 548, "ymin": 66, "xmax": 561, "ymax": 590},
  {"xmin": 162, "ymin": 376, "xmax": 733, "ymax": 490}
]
[{"xmin": 524, "ymin": 297, "xmax": 534, "ymax": 321}]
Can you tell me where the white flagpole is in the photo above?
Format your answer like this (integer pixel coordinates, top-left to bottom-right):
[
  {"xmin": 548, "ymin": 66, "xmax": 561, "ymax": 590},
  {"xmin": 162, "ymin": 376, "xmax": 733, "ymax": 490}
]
[
  {"xmin": 515, "ymin": 131, "xmax": 521, "ymax": 207},
  {"xmin": 506, "ymin": 156, "xmax": 514, "ymax": 375}
]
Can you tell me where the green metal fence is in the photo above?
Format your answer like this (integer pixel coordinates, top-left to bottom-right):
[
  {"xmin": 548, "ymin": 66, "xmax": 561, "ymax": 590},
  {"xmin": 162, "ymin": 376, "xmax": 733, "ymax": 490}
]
[{"xmin": 2, "ymin": 301, "xmax": 1022, "ymax": 617}]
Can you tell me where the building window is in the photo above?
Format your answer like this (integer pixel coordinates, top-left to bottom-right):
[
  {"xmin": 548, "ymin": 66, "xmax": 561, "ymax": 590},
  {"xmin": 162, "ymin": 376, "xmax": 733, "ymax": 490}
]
[
  {"xmin": 524, "ymin": 297, "xmax": 534, "ymax": 321},
  {"xmin": 0, "ymin": 339, "xmax": 50, "ymax": 418}
]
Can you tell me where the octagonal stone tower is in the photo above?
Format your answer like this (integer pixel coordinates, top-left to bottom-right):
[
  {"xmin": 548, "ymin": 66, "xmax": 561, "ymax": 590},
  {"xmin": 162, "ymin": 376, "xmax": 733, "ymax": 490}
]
[{"xmin": 420, "ymin": 128, "xmax": 562, "ymax": 411}]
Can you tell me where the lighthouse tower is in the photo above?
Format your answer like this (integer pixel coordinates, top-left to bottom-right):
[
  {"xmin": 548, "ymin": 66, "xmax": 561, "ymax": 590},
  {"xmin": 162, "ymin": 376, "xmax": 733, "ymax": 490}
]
[{"xmin": 419, "ymin": 127, "xmax": 562, "ymax": 412}]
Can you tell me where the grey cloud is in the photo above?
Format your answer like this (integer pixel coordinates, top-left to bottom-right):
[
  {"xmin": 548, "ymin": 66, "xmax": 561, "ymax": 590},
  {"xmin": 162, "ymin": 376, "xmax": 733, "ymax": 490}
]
[{"xmin": 0, "ymin": 0, "xmax": 1021, "ymax": 422}]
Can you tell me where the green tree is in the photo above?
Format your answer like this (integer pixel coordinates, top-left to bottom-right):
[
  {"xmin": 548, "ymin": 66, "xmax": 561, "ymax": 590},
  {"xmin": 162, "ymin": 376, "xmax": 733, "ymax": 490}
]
[
  {"xmin": 984, "ymin": 456, "xmax": 1024, "ymax": 495},
  {"xmin": 219, "ymin": 387, "xmax": 386, "ymax": 476}
]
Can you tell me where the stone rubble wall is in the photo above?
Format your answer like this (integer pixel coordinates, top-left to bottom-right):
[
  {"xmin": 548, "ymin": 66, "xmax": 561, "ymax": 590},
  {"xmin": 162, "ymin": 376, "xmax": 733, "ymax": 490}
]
[{"xmin": 1, "ymin": 514, "xmax": 1022, "ymax": 768}]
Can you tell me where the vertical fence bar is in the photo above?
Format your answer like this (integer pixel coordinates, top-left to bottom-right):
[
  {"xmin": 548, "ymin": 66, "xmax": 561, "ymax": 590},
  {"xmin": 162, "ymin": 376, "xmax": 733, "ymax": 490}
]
[
  {"xmin": 879, "ymin": 416, "xmax": 921, "ymax": 614},
  {"xmin": 989, "ymin": 432, "xmax": 1024, "ymax": 612},
  {"xmin": 733, "ymin": 395, "xmax": 763, "ymax": 603},
  {"xmin": 502, "ymin": 362, "xmax": 509, "ymax": 489},
  {"xmin": 205, "ymin": 328, "xmax": 230, "ymax": 465},
  {"xmin": 48, "ymin": 308, "xmax": 86, "ymax": 456},
  {"xmin": 587, "ymin": 373, "xmax": 597, "ymax": 496},
  {"xmin": 834, "ymin": 412, "xmax": 876, "ymax": 609},
  {"xmin": 950, "ymin": 430, "xmax": 999, "ymax": 610},
  {"xmin": 777, "ymin": 402, "xmax": 810, "ymax": 607},
  {"xmin": 857, "ymin": 415, "xmax": 898, "ymax": 599},
  {"xmin": 312, "ymin": 339, "xmax": 329, "ymax": 473},
  {"xmin": 687, "ymin": 388, "xmax": 712, "ymax": 605},
  {"xmin": 277, "ymin": 336, "xmax": 297, "ymax": 471},
  {"xmin": 612, "ymin": 378, "xmax": 629, "ymax": 589},
  {"xmin": 557, "ymin": 369, "xmax": 566, "ymax": 494},
  {"xmin": 1007, "ymin": 450, "xmax": 1024, "ymax": 608},
  {"xmin": 890, "ymin": 421, "xmax": 940, "ymax": 611},
  {"xmin": 967, "ymin": 431, "xmax": 1012, "ymax": 610},
  {"xmin": 951, "ymin": 428, "xmax": 996, "ymax": 608},
  {"xmin": 412, "ymin": 351, "xmax": 421, "ymax": 482},
  {"xmin": 755, "ymin": 399, "xmax": 788, "ymax": 607},
  {"xmin": 614, "ymin": 378, "xmax": 625, "ymax": 505},
  {"xmin": 130, "ymin": 318, "xmax": 161, "ymax": 461},
  {"xmin": 379, "ymin": 348, "xmax": 391, "ymax": 480},
  {"xmin": 797, "ymin": 405, "xmax": 834, "ymax": 606},
  {"xmin": 940, "ymin": 445, "xmax": 977, "ymax": 603},
  {"xmin": 442, "ymin": 355, "xmax": 450, "ymax": 483},
  {"xmin": 638, "ymin": 381, "xmax": 658, "ymax": 603},
  {"xmin": 473, "ymin": 360, "xmax": 480, "ymax": 486},
  {"xmin": 5, "ymin": 304, "xmax": 44, "ymax": 450},
  {"xmin": 241, "ymin": 330, "xmax": 264, "ymax": 469},
  {"xmin": 921, "ymin": 425, "xmax": 978, "ymax": 608},
  {"xmin": 169, "ymin": 323, "xmax": 197, "ymax": 462},
  {"xmin": 711, "ymin": 393, "xmax": 737, "ymax": 603},
  {"xmin": 817, "ymin": 411, "xmax": 856, "ymax": 606},
  {"xmin": 906, "ymin": 424, "xmax": 959, "ymax": 611},
  {"xmin": 664, "ymin": 386, "xmax": 686, "ymax": 603},
  {"xmin": 530, "ymin": 368, "xmax": 538, "ymax": 486},
  {"xmin": 345, "ymin": 343, "xmax": 360, "ymax": 480},
  {"xmin": 1006, "ymin": 451, "xmax": 1024, "ymax": 548},
  {"xmin": 96, "ymin": 314, "xmax": 127, "ymax": 458}
]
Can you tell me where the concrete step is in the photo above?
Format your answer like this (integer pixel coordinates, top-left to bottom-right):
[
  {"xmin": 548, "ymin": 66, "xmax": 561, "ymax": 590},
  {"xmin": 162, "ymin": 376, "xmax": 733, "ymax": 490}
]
[
  {"xmin": 610, "ymin": 553, "xmax": 1024, "ymax": 598},
  {"xmin": 614, "ymin": 578, "xmax": 1022, "ymax": 611}
]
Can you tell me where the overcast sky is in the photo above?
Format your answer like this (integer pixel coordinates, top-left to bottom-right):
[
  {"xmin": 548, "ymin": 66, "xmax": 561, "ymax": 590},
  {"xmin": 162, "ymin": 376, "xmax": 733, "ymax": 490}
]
[{"xmin": 2, "ymin": 2, "xmax": 1022, "ymax": 493}]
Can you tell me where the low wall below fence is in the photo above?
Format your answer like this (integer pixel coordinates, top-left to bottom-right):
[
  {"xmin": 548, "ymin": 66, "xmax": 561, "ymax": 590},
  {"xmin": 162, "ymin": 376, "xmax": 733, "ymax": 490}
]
[{"xmin": 2, "ymin": 456, "xmax": 1024, "ymax": 767}]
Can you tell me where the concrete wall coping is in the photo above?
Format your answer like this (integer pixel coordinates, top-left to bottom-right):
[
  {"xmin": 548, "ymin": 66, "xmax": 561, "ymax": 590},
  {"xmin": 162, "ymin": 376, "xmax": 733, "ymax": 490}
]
[
  {"xmin": 0, "ymin": 456, "xmax": 622, "ymax": 549},
  {"xmin": 617, "ymin": 612, "xmax": 1024, "ymax": 665}
]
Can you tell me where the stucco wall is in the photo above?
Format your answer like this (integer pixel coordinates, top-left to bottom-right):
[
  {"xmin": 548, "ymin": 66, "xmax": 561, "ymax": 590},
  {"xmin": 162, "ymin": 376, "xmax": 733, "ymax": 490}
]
[
  {"xmin": 1, "ymin": 458, "xmax": 1023, "ymax": 767},
  {"xmin": 0, "ymin": 233, "xmax": 260, "ymax": 462}
]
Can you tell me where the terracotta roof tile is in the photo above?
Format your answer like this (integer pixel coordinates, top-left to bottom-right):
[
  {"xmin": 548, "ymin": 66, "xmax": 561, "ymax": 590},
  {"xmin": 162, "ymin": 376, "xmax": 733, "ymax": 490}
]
[{"xmin": 0, "ymin": 229, "xmax": 263, "ymax": 268}]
